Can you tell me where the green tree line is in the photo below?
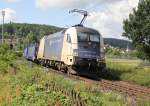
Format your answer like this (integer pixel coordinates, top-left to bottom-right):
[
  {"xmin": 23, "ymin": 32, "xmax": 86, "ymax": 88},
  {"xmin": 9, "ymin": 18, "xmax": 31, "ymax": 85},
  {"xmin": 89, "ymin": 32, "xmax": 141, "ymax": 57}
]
[{"xmin": 0, "ymin": 22, "xmax": 62, "ymax": 42}]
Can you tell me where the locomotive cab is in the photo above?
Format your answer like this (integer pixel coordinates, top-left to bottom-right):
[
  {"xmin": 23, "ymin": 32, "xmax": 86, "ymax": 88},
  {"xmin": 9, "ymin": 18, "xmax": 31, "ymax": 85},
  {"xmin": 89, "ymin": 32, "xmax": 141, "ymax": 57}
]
[{"xmin": 63, "ymin": 26, "xmax": 105, "ymax": 70}]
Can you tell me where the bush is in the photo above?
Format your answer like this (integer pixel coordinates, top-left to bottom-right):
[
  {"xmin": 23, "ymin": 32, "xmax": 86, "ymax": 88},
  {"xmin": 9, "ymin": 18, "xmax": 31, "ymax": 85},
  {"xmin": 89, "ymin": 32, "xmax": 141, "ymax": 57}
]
[{"xmin": 0, "ymin": 44, "xmax": 17, "ymax": 74}]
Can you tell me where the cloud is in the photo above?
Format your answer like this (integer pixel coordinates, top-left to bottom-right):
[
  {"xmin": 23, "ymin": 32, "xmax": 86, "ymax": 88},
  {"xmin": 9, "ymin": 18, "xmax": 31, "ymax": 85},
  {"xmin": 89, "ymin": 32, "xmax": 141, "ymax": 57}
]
[
  {"xmin": 35, "ymin": 0, "xmax": 120, "ymax": 10},
  {"xmin": 0, "ymin": 8, "xmax": 17, "ymax": 23},
  {"xmin": 87, "ymin": 0, "xmax": 139, "ymax": 39},
  {"xmin": 35, "ymin": 0, "xmax": 139, "ymax": 39}
]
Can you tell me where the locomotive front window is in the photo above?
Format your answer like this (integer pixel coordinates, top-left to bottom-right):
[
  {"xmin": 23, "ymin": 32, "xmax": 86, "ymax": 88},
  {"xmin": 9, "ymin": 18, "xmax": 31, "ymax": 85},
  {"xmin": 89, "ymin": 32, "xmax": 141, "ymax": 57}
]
[
  {"xmin": 90, "ymin": 34, "xmax": 100, "ymax": 42},
  {"xmin": 78, "ymin": 32, "xmax": 88, "ymax": 42},
  {"xmin": 78, "ymin": 32, "xmax": 100, "ymax": 42}
]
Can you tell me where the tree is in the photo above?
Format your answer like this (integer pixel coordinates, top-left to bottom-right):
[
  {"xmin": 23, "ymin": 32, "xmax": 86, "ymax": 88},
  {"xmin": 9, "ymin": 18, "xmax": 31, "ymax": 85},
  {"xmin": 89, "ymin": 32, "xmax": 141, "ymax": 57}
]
[
  {"xmin": 123, "ymin": 0, "xmax": 150, "ymax": 61},
  {"xmin": 6, "ymin": 22, "xmax": 14, "ymax": 39},
  {"xmin": 7, "ymin": 22, "xmax": 14, "ymax": 35},
  {"xmin": 24, "ymin": 31, "xmax": 38, "ymax": 45}
]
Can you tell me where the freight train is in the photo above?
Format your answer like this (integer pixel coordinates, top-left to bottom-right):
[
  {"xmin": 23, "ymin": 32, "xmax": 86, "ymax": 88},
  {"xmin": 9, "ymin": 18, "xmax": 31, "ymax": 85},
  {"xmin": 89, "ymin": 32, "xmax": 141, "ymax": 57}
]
[{"xmin": 23, "ymin": 9, "xmax": 106, "ymax": 76}]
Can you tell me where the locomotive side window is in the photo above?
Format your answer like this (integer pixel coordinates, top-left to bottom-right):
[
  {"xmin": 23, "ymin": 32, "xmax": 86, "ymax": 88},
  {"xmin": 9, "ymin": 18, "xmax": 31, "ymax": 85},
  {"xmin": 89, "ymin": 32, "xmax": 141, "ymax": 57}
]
[{"xmin": 67, "ymin": 34, "xmax": 72, "ymax": 43}]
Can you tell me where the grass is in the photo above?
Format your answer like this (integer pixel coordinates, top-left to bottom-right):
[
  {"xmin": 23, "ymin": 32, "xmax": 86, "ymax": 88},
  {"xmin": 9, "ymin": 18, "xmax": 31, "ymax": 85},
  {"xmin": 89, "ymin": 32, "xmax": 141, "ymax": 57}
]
[
  {"xmin": 0, "ymin": 59, "xmax": 129, "ymax": 106},
  {"xmin": 106, "ymin": 58, "xmax": 150, "ymax": 87},
  {"xmin": 0, "ymin": 44, "xmax": 149, "ymax": 106},
  {"xmin": 0, "ymin": 59, "xmax": 149, "ymax": 106}
]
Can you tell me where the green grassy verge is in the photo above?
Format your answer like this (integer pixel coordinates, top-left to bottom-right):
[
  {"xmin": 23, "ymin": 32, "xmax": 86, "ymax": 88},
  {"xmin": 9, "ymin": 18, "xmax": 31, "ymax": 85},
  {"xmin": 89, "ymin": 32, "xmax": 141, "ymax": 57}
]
[
  {"xmin": 106, "ymin": 59, "xmax": 150, "ymax": 87},
  {"xmin": 0, "ymin": 59, "xmax": 129, "ymax": 106},
  {"xmin": 0, "ymin": 44, "xmax": 149, "ymax": 106}
]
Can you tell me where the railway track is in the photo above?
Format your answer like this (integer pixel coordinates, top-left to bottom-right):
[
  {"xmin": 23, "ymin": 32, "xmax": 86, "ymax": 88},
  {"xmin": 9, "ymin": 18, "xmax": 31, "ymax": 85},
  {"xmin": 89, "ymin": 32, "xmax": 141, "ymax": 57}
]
[
  {"xmin": 45, "ymin": 67, "xmax": 150, "ymax": 100},
  {"xmin": 73, "ymin": 76, "xmax": 150, "ymax": 100},
  {"xmin": 99, "ymin": 80, "xmax": 150, "ymax": 99}
]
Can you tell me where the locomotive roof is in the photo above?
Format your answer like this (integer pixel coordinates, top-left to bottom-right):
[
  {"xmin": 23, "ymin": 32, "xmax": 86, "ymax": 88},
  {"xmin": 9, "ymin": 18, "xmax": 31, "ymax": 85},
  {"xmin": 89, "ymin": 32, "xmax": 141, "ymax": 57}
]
[
  {"xmin": 74, "ymin": 26, "xmax": 100, "ymax": 35},
  {"xmin": 45, "ymin": 26, "xmax": 100, "ymax": 38}
]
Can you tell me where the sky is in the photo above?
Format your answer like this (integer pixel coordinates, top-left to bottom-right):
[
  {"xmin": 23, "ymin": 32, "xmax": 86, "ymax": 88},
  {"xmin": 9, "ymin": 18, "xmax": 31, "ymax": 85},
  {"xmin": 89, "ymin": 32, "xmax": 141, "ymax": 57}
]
[{"xmin": 0, "ymin": 0, "xmax": 139, "ymax": 39}]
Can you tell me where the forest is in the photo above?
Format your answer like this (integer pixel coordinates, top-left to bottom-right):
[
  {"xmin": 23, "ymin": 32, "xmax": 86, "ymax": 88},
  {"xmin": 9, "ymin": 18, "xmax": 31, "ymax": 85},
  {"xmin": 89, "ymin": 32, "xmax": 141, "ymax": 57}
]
[{"xmin": 0, "ymin": 22, "xmax": 62, "ymax": 41}]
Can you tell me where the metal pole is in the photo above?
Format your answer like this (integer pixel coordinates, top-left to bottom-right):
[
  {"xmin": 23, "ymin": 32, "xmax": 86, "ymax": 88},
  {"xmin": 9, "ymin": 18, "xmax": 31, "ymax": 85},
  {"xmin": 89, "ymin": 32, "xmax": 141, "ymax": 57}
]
[{"xmin": 2, "ymin": 10, "xmax": 5, "ymax": 44}]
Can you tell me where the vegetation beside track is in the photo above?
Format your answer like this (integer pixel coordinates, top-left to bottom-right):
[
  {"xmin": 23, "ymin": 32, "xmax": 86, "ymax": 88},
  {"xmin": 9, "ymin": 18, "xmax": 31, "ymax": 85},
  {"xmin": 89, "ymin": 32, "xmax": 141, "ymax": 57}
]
[
  {"xmin": 0, "ymin": 44, "xmax": 150, "ymax": 106},
  {"xmin": 0, "ymin": 44, "xmax": 128, "ymax": 106},
  {"xmin": 0, "ymin": 60, "xmax": 129, "ymax": 106},
  {"xmin": 106, "ymin": 59, "xmax": 150, "ymax": 87}
]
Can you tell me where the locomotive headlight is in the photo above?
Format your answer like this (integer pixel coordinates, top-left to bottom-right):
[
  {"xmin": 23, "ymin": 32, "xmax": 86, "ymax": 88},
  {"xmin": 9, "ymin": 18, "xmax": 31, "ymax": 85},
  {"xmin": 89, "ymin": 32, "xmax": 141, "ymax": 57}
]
[{"xmin": 73, "ymin": 49, "xmax": 78, "ymax": 56}]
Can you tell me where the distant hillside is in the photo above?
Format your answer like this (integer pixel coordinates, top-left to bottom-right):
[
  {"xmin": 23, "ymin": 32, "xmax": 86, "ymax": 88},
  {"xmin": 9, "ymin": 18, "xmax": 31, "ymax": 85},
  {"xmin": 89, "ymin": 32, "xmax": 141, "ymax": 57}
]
[
  {"xmin": 104, "ymin": 38, "xmax": 133, "ymax": 49},
  {"xmin": 0, "ymin": 23, "xmax": 62, "ymax": 39}
]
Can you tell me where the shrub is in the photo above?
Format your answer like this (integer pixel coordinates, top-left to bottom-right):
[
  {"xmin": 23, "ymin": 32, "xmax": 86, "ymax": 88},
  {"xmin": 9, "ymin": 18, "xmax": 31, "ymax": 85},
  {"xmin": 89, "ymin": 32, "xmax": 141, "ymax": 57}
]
[{"xmin": 0, "ymin": 44, "xmax": 17, "ymax": 74}]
